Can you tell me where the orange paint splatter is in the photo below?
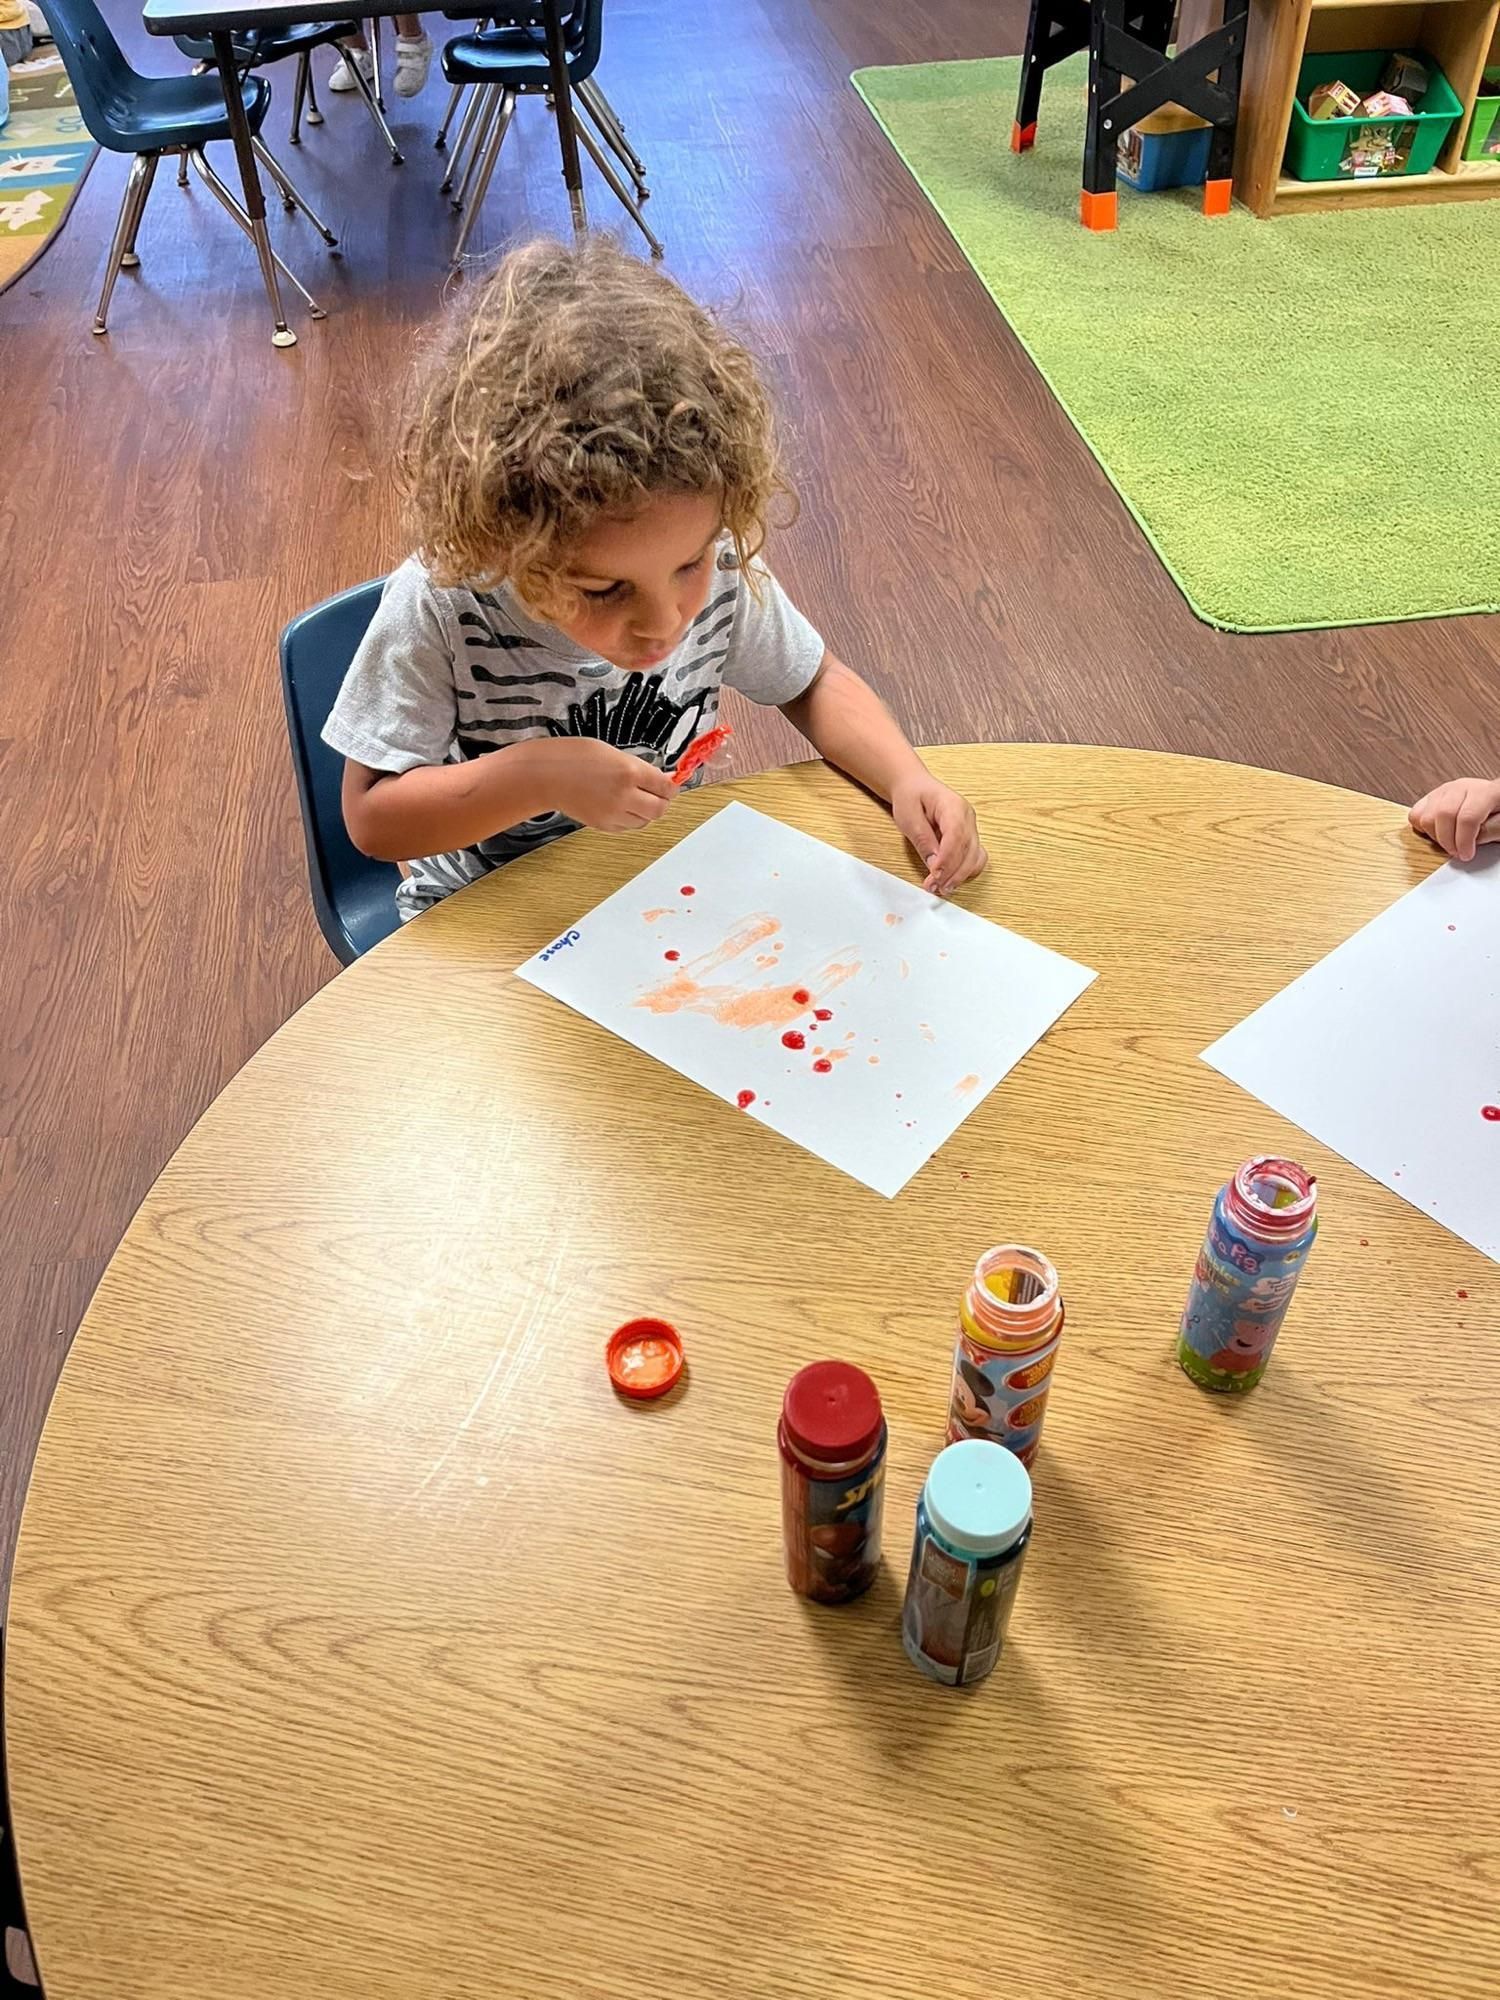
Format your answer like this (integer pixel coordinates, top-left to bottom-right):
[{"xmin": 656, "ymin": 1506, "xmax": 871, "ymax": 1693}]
[
  {"xmin": 868, "ymin": 1055, "xmax": 880, "ymax": 1066},
  {"xmin": 844, "ymin": 1030, "xmax": 856, "ymax": 1041},
  {"xmin": 884, "ymin": 912, "xmax": 903, "ymax": 927},
  {"xmin": 953, "ymin": 1073, "xmax": 981, "ymax": 1097},
  {"xmin": 920, "ymin": 1024, "xmax": 936, "ymax": 1044},
  {"xmin": 755, "ymin": 954, "xmax": 778, "ymax": 969},
  {"xmin": 635, "ymin": 915, "xmax": 861, "ymax": 1031},
  {"xmin": 642, "ymin": 908, "xmax": 676, "ymax": 923},
  {"xmin": 822, "ymin": 1048, "xmax": 849, "ymax": 1065}
]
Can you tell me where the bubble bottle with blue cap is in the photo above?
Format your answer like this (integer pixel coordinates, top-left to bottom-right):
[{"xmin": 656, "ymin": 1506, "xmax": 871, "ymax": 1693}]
[{"xmin": 901, "ymin": 1438, "xmax": 1033, "ymax": 1687}]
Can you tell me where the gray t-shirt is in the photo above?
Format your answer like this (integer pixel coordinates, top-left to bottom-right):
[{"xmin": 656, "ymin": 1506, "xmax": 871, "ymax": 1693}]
[{"xmin": 323, "ymin": 545, "xmax": 824, "ymax": 918}]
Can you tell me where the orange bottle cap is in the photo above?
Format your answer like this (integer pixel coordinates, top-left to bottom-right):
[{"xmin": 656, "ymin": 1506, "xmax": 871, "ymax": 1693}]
[{"xmin": 606, "ymin": 1319, "xmax": 685, "ymax": 1400}]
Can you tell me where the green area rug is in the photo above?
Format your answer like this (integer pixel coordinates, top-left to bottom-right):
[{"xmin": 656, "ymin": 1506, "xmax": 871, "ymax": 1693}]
[{"xmin": 853, "ymin": 54, "xmax": 1500, "ymax": 631}]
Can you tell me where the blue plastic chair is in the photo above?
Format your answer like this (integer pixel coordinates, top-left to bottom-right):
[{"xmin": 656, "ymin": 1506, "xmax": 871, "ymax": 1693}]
[
  {"xmin": 38, "ymin": 0, "xmax": 335, "ymax": 334},
  {"xmin": 0, "ymin": 1631, "xmax": 41, "ymax": 1994},
  {"xmin": 280, "ymin": 580, "xmax": 402, "ymax": 966},
  {"xmin": 438, "ymin": 0, "xmax": 659, "ymax": 260},
  {"xmin": 173, "ymin": 20, "xmax": 402, "ymax": 162}
]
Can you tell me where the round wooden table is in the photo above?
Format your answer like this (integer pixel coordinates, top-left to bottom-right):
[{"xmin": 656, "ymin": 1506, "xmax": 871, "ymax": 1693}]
[{"xmin": 9, "ymin": 746, "xmax": 1497, "ymax": 2000}]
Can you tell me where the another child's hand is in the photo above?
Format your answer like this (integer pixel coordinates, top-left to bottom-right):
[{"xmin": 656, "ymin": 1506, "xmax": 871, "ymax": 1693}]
[
  {"xmin": 1408, "ymin": 777, "xmax": 1500, "ymax": 861},
  {"xmin": 545, "ymin": 740, "xmax": 675, "ymax": 833},
  {"xmin": 891, "ymin": 774, "xmax": 988, "ymax": 896}
]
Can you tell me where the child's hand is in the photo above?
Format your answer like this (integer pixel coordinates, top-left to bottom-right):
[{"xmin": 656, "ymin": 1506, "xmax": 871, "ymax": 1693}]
[
  {"xmin": 545, "ymin": 740, "xmax": 675, "ymax": 833},
  {"xmin": 891, "ymin": 775, "xmax": 988, "ymax": 896},
  {"xmin": 1408, "ymin": 777, "xmax": 1500, "ymax": 861}
]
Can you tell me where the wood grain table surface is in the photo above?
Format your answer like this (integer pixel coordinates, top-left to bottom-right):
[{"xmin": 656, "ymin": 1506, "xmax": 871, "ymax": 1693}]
[{"xmin": 8, "ymin": 745, "xmax": 1497, "ymax": 2000}]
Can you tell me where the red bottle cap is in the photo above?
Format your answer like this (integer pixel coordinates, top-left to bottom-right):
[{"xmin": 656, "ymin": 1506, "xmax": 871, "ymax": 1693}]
[
  {"xmin": 781, "ymin": 1360, "xmax": 883, "ymax": 1465},
  {"xmin": 606, "ymin": 1319, "xmax": 685, "ymax": 1400}
]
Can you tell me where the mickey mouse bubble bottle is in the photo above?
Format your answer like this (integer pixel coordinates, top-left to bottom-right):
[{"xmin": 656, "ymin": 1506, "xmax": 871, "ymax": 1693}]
[{"xmin": 946, "ymin": 1245, "xmax": 1065, "ymax": 1468}]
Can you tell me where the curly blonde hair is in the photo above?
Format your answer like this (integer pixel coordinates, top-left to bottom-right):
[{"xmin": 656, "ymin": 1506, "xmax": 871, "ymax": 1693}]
[{"xmin": 398, "ymin": 237, "xmax": 789, "ymax": 614}]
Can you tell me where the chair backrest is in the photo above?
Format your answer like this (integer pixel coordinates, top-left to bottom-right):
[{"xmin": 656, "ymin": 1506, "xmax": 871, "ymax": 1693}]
[
  {"xmin": 35, "ymin": 0, "xmax": 141, "ymax": 148},
  {"xmin": 279, "ymin": 580, "xmax": 403, "ymax": 967}
]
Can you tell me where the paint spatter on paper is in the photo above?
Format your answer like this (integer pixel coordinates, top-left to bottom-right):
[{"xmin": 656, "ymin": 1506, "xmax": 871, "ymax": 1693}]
[
  {"xmin": 782, "ymin": 1030, "xmax": 806, "ymax": 1051},
  {"xmin": 884, "ymin": 912, "xmax": 903, "ymax": 927},
  {"xmin": 952, "ymin": 1073, "xmax": 981, "ymax": 1097},
  {"xmin": 868, "ymin": 1055, "xmax": 880, "ymax": 1066},
  {"xmin": 899, "ymin": 959, "xmax": 911, "ymax": 980},
  {"xmin": 736, "ymin": 1090, "xmax": 756, "ymax": 1110},
  {"xmin": 920, "ymin": 1023, "xmax": 936, "ymax": 1045},
  {"xmin": 813, "ymin": 1058, "xmax": 833, "ymax": 1075},
  {"xmin": 637, "ymin": 915, "xmax": 861, "ymax": 1031},
  {"xmin": 680, "ymin": 885, "xmax": 697, "ymax": 897},
  {"xmin": 1447, "ymin": 924, "xmax": 1457, "ymax": 932},
  {"xmin": 813, "ymin": 1008, "xmax": 833, "ymax": 1023},
  {"xmin": 1483, "ymin": 1105, "xmax": 1500, "ymax": 1122},
  {"xmin": 664, "ymin": 950, "xmax": 681, "ymax": 962},
  {"xmin": 756, "ymin": 954, "xmax": 778, "ymax": 969},
  {"xmin": 642, "ymin": 907, "xmax": 676, "ymax": 923}
]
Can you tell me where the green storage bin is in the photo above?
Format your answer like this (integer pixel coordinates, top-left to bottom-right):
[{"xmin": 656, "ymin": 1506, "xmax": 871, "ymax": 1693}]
[
  {"xmin": 1284, "ymin": 50, "xmax": 1462, "ymax": 181},
  {"xmin": 1463, "ymin": 67, "xmax": 1500, "ymax": 161}
]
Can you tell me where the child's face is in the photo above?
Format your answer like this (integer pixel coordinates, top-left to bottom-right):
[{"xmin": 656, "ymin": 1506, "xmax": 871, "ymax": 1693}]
[{"xmin": 554, "ymin": 490, "xmax": 723, "ymax": 671}]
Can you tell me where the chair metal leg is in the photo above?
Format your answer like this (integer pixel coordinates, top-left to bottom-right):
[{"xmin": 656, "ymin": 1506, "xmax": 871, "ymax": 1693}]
[
  {"xmin": 344, "ymin": 37, "xmax": 404, "ymax": 164},
  {"xmin": 577, "ymin": 77, "xmax": 647, "ymax": 197},
  {"xmin": 440, "ymin": 80, "xmax": 488, "ymax": 195},
  {"xmin": 451, "ymin": 89, "xmax": 513, "ymax": 262},
  {"xmin": 118, "ymin": 149, "xmax": 159, "ymax": 269},
  {"xmin": 178, "ymin": 146, "xmax": 190, "ymax": 186},
  {"xmin": 574, "ymin": 114, "xmax": 662, "ymax": 256},
  {"xmin": 452, "ymin": 87, "xmax": 501, "ymax": 213},
  {"xmin": 251, "ymin": 135, "xmax": 339, "ymax": 246},
  {"xmin": 369, "ymin": 15, "xmax": 385, "ymax": 111},
  {"xmin": 305, "ymin": 56, "xmax": 323, "ymax": 124},
  {"xmin": 93, "ymin": 150, "xmax": 155, "ymax": 333},
  {"xmin": 434, "ymin": 79, "xmax": 466, "ymax": 150},
  {"xmin": 189, "ymin": 148, "xmax": 326, "ymax": 322},
  {"xmin": 290, "ymin": 49, "xmax": 309, "ymax": 144}
]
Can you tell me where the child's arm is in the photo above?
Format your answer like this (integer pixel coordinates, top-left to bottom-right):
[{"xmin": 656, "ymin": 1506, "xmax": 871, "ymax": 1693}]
[
  {"xmin": 344, "ymin": 739, "xmax": 674, "ymax": 863},
  {"xmin": 781, "ymin": 653, "xmax": 988, "ymax": 896},
  {"xmin": 1408, "ymin": 776, "xmax": 1500, "ymax": 861}
]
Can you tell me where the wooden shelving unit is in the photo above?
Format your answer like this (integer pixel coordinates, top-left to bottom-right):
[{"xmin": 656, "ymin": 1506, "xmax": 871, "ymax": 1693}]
[{"xmin": 1186, "ymin": 0, "xmax": 1500, "ymax": 212}]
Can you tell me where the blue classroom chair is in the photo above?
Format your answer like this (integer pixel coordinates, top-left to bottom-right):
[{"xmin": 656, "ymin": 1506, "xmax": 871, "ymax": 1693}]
[
  {"xmin": 280, "ymin": 580, "xmax": 402, "ymax": 967},
  {"xmin": 38, "ymin": 0, "xmax": 337, "ymax": 336}
]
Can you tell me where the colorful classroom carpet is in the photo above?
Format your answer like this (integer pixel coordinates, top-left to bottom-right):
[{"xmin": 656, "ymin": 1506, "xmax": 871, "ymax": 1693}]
[
  {"xmin": 853, "ymin": 53, "xmax": 1500, "ymax": 632},
  {"xmin": 0, "ymin": 50, "xmax": 95, "ymax": 296}
]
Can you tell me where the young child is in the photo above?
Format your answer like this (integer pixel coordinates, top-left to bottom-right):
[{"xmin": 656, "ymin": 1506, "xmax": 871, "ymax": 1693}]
[
  {"xmin": 324, "ymin": 238, "xmax": 987, "ymax": 923},
  {"xmin": 1408, "ymin": 776, "xmax": 1500, "ymax": 861}
]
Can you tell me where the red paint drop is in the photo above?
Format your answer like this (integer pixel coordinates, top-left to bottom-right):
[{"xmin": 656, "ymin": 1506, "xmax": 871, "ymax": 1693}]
[
  {"xmin": 680, "ymin": 885, "xmax": 696, "ymax": 897},
  {"xmin": 1483, "ymin": 1105, "xmax": 1500, "ymax": 1122},
  {"xmin": 736, "ymin": 1089, "xmax": 756, "ymax": 1110},
  {"xmin": 813, "ymin": 1008, "xmax": 833, "ymax": 1022},
  {"xmin": 664, "ymin": 950, "xmax": 680, "ymax": 961},
  {"xmin": 792, "ymin": 988, "xmax": 812, "ymax": 1005},
  {"xmin": 1457, "ymin": 1289, "xmax": 1469, "ymax": 1300},
  {"xmin": 812, "ymin": 1058, "xmax": 833, "ymax": 1074},
  {"xmin": 782, "ymin": 1030, "xmax": 806, "ymax": 1051}
]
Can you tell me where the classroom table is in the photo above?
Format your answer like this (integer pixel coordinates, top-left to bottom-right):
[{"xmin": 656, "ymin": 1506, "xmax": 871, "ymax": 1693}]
[
  {"xmin": 142, "ymin": 0, "xmax": 585, "ymax": 347},
  {"xmin": 8, "ymin": 745, "xmax": 1498, "ymax": 2000}
]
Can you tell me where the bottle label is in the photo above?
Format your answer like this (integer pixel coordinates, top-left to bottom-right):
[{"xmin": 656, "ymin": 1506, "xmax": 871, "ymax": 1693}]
[
  {"xmin": 901, "ymin": 1500, "xmax": 1026, "ymax": 1686},
  {"xmin": 782, "ymin": 1448, "xmax": 885, "ymax": 1604},
  {"xmin": 946, "ymin": 1325, "xmax": 1061, "ymax": 1467},
  {"xmin": 1177, "ymin": 1187, "xmax": 1317, "ymax": 1390}
]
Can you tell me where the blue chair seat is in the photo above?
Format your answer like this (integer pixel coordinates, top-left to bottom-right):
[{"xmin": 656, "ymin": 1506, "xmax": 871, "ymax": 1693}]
[
  {"xmin": 174, "ymin": 21, "xmax": 361, "ymax": 69},
  {"xmin": 442, "ymin": 31, "xmax": 586, "ymax": 86},
  {"xmin": 92, "ymin": 69, "xmax": 268, "ymax": 153}
]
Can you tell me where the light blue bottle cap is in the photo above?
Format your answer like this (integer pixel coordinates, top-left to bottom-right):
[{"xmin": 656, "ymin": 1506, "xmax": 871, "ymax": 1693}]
[{"xmin": 924, "ymin": 1439, "xmax": 1032, "ymax": 1557}]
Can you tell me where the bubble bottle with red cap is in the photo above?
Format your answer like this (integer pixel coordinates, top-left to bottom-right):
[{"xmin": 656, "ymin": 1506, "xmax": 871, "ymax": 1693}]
[
  {"xmin": 778, "ymin": 1361, "xmax": 887, "ymax": 1605},
  {"xmin": 1177, "ymin": 1155, "xmax": 1318, "ymax": 1393}
]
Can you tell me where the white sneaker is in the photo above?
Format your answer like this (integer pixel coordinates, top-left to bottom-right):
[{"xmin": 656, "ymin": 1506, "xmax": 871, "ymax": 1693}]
[
  {"xmin": 393, "ymin": 33, "xmax": 433, "ymax": 98},
  {"xmin": 328, "ymin": 44, "xmax": 375, "ymax": 93}
]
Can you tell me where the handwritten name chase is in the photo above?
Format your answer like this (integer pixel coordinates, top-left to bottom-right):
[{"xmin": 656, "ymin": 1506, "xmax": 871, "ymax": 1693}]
[{"xmin": 538, "ymin": 929, "xmax": 582, "ymax": 963}]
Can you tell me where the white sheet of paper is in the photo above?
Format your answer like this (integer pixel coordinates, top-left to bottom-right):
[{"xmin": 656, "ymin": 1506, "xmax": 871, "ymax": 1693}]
[
  {"xmin": 516, "ymin": 802, "xmax": 1097, "ymax": 1197},
  {"xmin": 1202, "ymin": 849, "xmax": 1500, "ymax": 1262}
]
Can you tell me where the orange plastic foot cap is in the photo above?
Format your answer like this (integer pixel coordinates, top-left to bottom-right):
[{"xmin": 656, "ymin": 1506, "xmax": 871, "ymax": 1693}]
[
  {"xmin": 1011, "ymin": 119, "xmax": 1037, "ymax": 153},
  {"xmin": 1203, "ymin": 177, "xmax": 1232, "ymax": 217},
  {"xmin": 1079, "ymin": 189, "xmax": 1118, "ymax": 232}
]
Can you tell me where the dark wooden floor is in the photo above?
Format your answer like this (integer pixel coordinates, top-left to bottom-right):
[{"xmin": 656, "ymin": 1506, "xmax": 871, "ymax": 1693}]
[{"xmin": 2, "ymin": 0, "xmax": 1496, "ymax": 1598}]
